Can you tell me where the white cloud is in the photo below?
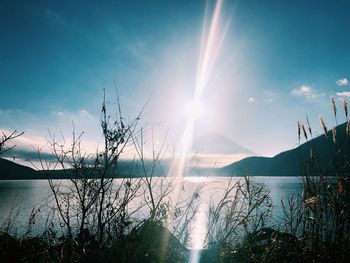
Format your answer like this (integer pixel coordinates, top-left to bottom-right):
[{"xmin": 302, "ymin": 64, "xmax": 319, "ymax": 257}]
[
  {"xmin": 51, "ymin": 111, "xmax": 65, "ymax": 116},
  {"xmin": 336, "ymin": 91, "xmax": 350, "ymax": 97},
  {"xmin": 51, "ymin": 108, "xmax": 92, "ymax": 120},
  {"xmin": 189, "ymin": 153, "xmax": 251, "ymax": 168},
  {"xmin": 291, "ymin": 85, "xmax": 324, "ymax": 101},
  {"xmin": 263, "ymin": 91, "xmax": 279, "ymax": 103},
  {"xmin": 291, "ymin": 85, "xmax": 312, "ymax": 96},
  {"xmin": 1, "ymin": 108, "xmax": 101, "ymax": 156},
  {"xmin": 248, "ymin": 97, "xmax": 255, "ymax": 103},
  {"xmin": 78, "ymin": 109, "xmax": 90, "ymax": 117},
  {"xmin": 11, "ymin": 131, "xmax": 48, "ymax": 152},
  {"xmin": 336, "ymin": 78, "xmax": 348, "ymax": 86}
]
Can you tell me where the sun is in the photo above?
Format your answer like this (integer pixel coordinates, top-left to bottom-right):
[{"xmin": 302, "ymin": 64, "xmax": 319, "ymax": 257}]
[{"xmin": 185, "ymin": 99, "xmax": 204, "ymax": 120}]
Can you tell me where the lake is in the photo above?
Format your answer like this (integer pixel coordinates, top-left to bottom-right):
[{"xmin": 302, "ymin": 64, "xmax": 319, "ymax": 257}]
[{"xmin": 0, "ymin": 176, "xmax": 304, "ymax": 237}]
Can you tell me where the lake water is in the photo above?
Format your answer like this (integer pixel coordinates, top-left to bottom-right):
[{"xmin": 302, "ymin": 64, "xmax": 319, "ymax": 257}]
[{"xmin": 0, "ymin": 176, "xmax": 304, "ymax": 237}]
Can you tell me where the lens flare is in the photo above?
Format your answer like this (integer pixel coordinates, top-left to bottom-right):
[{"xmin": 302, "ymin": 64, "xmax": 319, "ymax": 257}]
[
  {"xmin": 185, "ymin": 99, "xmax": 204, "ymax": 120},
  {"xmin": 160, "ymin": 1, "xmax": 231, "ymax": 261}
]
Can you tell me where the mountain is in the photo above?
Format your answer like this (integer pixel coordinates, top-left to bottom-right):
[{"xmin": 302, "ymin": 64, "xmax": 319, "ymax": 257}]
[
  {"xmin": 192, "ymin": 132, "xmax": 255, "ymax": 155},
  {"xmin": 0, "ymin": 158, "xmax": 38, "ymax": 179},
  {"xmin": 0, "ymin": 157, "xmax": 172, "ymax": 180},
  {"xmin": 220, "ymin": 122, "xmax": 350, "ymax": 176},
  {"xmin": 3, "ymin": 123, "xmax": 348, "ymax": 179}
]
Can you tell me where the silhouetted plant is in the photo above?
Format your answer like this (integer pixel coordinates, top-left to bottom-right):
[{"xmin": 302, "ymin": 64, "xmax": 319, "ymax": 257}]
[
  {"xmin": 282, "ymin": 95, "xmax": 350, "ymax": 262},
  {"xmin": 204, "ymin": 176, "xmax": 272, "ymax": 257},
  {"xmin": 37, "ymin": 90, "xmax": 145, "ymax": 260},
  {"xmin": 0, "ymin": 130, "xmax": 23, "ymax": 156}
]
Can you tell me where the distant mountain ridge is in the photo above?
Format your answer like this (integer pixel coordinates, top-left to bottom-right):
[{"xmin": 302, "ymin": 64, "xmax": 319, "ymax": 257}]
[
  {"xmin": 220, "ymin": 122, "xmax": 350, "ymax": 176},
  {"xmin": 0, "ymin": 158, "xmax": 173, "ymax": 180},
  {"xmin": 2, "ymin": 123, "xmax": 348, "ymax": 179},
  {"xmin": 192, "ymin": 132, "xmax": 255, "ymax": 155},
  {"xmin": 0, "ymin": 158, "xmax": 38, "ymax": 179}
]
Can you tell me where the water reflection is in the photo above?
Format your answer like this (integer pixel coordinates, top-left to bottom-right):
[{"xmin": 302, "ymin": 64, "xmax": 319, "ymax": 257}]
[
  {"xmin": 0, "ymin": 180, "xmax": 50, "ymax": 233},
  {"xmin": 0, "ymin": 176, "xmax": 304, "ymax": 238}
]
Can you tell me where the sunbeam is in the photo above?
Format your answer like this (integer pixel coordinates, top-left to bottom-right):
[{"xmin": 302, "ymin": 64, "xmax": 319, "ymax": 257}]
[
  {"xmin": 160, "ymin": 0, "xmax": 231, "ymax": 261},
  {"xmin": 185, "ymin": 99, "xmax": 204, "ymax": 120}
]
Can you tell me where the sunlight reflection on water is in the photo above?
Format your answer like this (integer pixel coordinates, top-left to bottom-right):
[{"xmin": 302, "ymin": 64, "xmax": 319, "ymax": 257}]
[
  {"xmin": 190, "ymin": 203, "xmax": 207, "ymax": 249},
  {"xmin": 0, "ymin": 176, "xmax": 303, "ymax": 236}
]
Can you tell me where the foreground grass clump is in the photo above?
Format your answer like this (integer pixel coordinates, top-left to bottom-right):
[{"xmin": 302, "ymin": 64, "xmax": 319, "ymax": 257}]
[
  {"xmin": 288, "ymin": 97, "xmax": 350, "ymax": 263},
  {"xmin": 0, "ymin": 220, "xmax": 189, "ymax": 263}
]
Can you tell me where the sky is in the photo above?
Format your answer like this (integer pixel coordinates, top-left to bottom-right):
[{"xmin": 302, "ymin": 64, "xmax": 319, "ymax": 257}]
[{"xmin": 1, "ymin": 0, "xmax": 350, "ymax": 164}]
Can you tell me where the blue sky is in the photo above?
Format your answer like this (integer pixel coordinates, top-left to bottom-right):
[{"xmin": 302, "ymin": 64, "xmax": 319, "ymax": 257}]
[{"xmin": 1, "ymin": 0, "xmax": 350, "ymax": 160}]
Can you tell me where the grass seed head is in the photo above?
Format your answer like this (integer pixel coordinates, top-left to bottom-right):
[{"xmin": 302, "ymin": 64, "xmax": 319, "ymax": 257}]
[
  {"xmin": 342, "ymin": 96, "xmax": 348, "ymax": 119},
  {"xmin": 306, "ymin": 114, "xmax": 312, "ymax": 137},
  {"xmin": 302, "ymin": 124, "xmax": 308, "ymax": 140},
  {"xmin": 330, "ymin": 96, "xmax": 337, "ymax": 118},
  {"xmin": 297, "ymin": 121, "xmax": 301, "ymax": 142},
  {"xmin": 319, "ymin": 116, "xmax": 328, "ymax": 138}
]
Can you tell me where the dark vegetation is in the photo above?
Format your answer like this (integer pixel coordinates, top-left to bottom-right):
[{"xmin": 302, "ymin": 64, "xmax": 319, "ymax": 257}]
[
  {"xmin": 1, "ymin": 95, "xmax": 350, "ymax": 262},
  {"xmin": 0, "ymin": 158, "xmax": 37, "ymax": 179}
]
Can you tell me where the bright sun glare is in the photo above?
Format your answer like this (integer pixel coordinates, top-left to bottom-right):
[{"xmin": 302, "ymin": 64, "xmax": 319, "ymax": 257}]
[
  {"xmin": 185, "ymin": 99, "xmax": 204, "ymax": 120},
  {"xmin": 163, "ymin": 0, "xmax": 229, "ymax": 261}
]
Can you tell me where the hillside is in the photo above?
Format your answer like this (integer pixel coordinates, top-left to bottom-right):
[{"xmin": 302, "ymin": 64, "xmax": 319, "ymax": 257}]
[
  {"xmin": 220, "ymin": 122, "xmax": 350, "ymax": 176},
  {"xmin": 0, "ymin": 157, "xmax": 173, "ymax": 180},
  {"xmin": 0, "ymin": 158, "xmax": 38, "ymax": 179},
  {"xmin": 2, "ymin": 123, "xmax": 348, "ymax": 178}
]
